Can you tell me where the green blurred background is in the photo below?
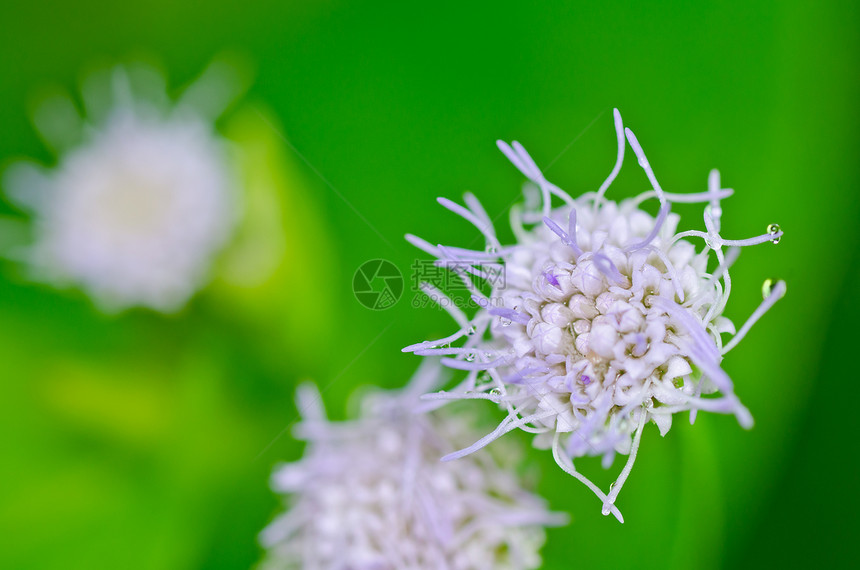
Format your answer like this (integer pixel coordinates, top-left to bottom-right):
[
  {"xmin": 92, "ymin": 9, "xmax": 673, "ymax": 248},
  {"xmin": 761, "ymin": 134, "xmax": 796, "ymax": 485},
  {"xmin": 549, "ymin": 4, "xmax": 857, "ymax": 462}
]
[{"xmin": 0, "ymin": 1, "xmax": 857, "ymax": 568}]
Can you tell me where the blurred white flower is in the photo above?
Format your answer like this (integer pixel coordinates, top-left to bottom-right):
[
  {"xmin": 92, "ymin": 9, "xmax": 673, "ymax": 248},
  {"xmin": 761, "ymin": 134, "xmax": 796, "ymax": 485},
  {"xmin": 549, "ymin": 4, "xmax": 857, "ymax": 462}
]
[
  {"xmin": 404, "ymin": 109, "xmax": 786, "ymax": 522},
  {"xmin": 3, "ymin": 60, "xmax": 246, "ymax": 312},
  {"xmin": 260, "ymin": 362, "xmax": 566, "ymax": 570}
]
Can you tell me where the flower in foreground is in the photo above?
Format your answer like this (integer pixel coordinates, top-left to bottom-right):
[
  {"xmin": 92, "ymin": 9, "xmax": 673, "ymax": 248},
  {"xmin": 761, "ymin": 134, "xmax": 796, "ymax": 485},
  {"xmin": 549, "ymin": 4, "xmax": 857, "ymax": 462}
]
[
  {"xmin": 2, "ymin": 60, "xmax": 244, "ymax": 312},
  {"xmin": 260, "ymin": 362, "xmax": 566, "ymax": 569},
  {"xmin": 404, "ymin": 109, "xmax": 786, "ymax": 522}
]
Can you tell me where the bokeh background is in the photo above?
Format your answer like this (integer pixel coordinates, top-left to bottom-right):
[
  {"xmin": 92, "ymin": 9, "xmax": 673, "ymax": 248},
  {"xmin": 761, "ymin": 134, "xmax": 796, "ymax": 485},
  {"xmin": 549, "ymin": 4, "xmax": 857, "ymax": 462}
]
[{"xmin": 1, "ymin": 1, "xmax": 857, "ymax": 568}]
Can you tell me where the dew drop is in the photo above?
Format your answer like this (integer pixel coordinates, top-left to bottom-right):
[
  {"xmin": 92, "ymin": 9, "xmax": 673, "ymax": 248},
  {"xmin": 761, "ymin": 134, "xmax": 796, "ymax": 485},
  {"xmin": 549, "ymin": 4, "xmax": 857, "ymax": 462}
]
[
  {"xmin": 761, "ymin": 278, "xmax": 785, "ymax": 299},
  {"xmin": 465, "ymin": 353, "xmax": 476, "ymax": 362},
  {"xmin": 485, "ymin": 245, "xmax": 498, "ymax": 255},
  {"xmin": 767, "ymin": 223, "xmax": 782, "ymax": 244},
  {"xmin": 489, "ymin": 388, "xmax": 502, "ymax": 396},
  {"xmin": 466, "ymin": 326, "xmax": 477, "ymax": 336},
  {"xmin": 499, "ymin": 316, "xmax": 512, "ymax": 327}
]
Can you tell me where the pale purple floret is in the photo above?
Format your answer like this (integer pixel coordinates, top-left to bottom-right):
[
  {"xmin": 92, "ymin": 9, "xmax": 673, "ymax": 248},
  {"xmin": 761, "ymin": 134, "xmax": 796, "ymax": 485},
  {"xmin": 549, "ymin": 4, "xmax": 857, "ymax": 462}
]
[
  {"xmin": 542, "ymin": 270, "xmax": 560, "ymax": 288},
  {"xmin": 403, "ymin": 108, "xmax": 785, "ymax": 522}
]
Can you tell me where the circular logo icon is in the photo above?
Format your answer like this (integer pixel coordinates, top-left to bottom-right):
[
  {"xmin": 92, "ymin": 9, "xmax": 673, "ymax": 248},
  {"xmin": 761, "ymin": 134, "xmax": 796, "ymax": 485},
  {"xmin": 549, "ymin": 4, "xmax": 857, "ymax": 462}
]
[{"xmin": 353, "ymin": 259, "xmax": 404, "ymax": 310}]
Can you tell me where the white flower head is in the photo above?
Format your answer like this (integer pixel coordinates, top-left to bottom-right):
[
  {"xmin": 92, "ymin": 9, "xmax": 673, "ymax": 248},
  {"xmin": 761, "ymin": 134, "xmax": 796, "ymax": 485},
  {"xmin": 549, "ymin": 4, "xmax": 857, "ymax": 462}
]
[
  {"xmin": 3, "ymin": 60, "xmax": 245, "ymax": 312},
  {"xmin": 404, "ymin": 109, "xmax": 786, "ymax": 522},
  {"xmin": 260, "ymin": 361, "xmax": 566, "ymax": 570}
]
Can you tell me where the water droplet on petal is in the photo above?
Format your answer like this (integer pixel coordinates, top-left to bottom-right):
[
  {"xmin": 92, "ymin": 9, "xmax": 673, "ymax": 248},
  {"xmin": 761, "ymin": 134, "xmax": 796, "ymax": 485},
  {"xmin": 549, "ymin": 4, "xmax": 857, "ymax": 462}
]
[
  {"xmin": 767, "ymin": 223, "xmax": 781, "ymax": 244},
  {"xmin": 489, "ymin": 388, "xmax": 502, "ymax": 396},
  {"xmin": 500, "ymin": 316, "xmax": 512, "ymax": 327},
  {"xmin": 466, "ymin": 326, "xmax": 477, "ymax": 336},
  {"xmin": 465, "ymin": 353, "xmax": 476, "ymax": 362},
  {"xmin": 485, "ymin": 245, "xmax": 498, "ymax": 255}
]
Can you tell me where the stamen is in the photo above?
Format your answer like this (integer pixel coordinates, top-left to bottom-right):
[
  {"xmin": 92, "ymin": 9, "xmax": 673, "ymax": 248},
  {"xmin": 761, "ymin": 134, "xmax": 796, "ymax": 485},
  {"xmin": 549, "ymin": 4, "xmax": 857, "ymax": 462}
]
[
  {"xmin": 542, "ymin": 215, "xmax": 583, "ymax": 256},
  {"xmin": 497, "ymin": 140, "xmax": 551, "ymax": 218},
  {"xmin": 435, "ymin": 244, "xmax": 512, "ymax": 260},
  {"xmin": 624, "ymin": 127, "xmax": 667, "ymax": 205},
  {"xmin": 414, "ymin": 346, "xmax": 496, "ymax": 357},
  {"xmin": 722, "ymin": 280, "xmax": 786, "ymax": 354},
  {"xmin": 441, "ymin": 410, "xmax": 556, "ymax": 461},
  {"xmin": 498, "ymin": 140, "xmax": 574, "ymax": 218},
  {"xmin": 625, "ymin": 201, "xmax": 671, "ymax": 252},
  {"xmin": 602, "ymin": 411, "xmax": 646, "ymax": 517},
  {"xmin": 434, "ymin": 249, "xmax": 487, "ymax": 280},
  {"xmin": 511, "ymin": 142, "xmax": 576, "ymax": 209},
  {"xmin": 418, "ymin": 283, "xmax": 471, "ymax": 330},
  {"xmin": 402, "ymin": 326, "xmax": 478, "ymax": 353},
  {"xmin": 638, "ymin": 245, "xmax": 685, "ymax": 302},
  {"xmin": 441, "ymin": 357, "xmax": 507, "ymax": 371},
  {"xmin": 428, "ymin": 255, "xmax": 485, "ymax": 296},
  {"xmin": 488, "ymin": 307, "xmax": 531, "ymax": 326},
  {"xmin": 496, "ymin": 139, "xmax": 533, "ymax": 179},
  {"xmin": 502, "ymin": 367, "xmax": 550, "ymax": 384},
  {"xmin": 405, "ymin": 233, "xmax": 440, "ymax": 257},
  {"xmin": 708, "ymin": 246, "xmax": 740, "ymax": 285},
  {"xmin": 594, "ymin": 108, "xmax": 625, "ymax": 210},
  {"xmin": 629, "ymin": 188, "xmax": 734, "ymax": 209},
  {"xmin": 672, "ymin": 229, "xmax": 784, "ymax": 248},
  {"xmin": 463, "ymin": 192, "xmax": 493, "ymax": 230},
  {"xmin": 552, "ymin": 432, "xmax": 624, "ymax": 523},
  {"xmin": 295, "ymin": 382, "xmax": 327, "ymax": 423},
  {"xmin": 568, "ymin": 207, "xmax": 578, "ymax": 247},
  {"xmin": 651, "ymin": 296, "xmax": 720, "ymax": 361},
  {"xmin": 437, "ymin": 197, "xmax": 501, "ymax": 250},
  {"xmin": 707, "ymin": 169, "xmax": 724, "ymax": 232},
  {"xmin": 420, "ymin": 391, "xmax": 504, "ymax": 402},
  {"xmin": 593, "ymin": 253, "xmax": 625, "ymax": 285}
]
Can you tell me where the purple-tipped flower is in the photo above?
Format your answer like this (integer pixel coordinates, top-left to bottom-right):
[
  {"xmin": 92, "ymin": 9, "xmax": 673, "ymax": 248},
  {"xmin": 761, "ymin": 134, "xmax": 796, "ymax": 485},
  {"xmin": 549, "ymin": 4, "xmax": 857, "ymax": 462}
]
[
  {"xmin": 260, "ymin": 362, "xmax": 566, "ymax": 569},
  {"xmin": 404, "ymin": 109, "xmax": 785, "ymax": 522}
]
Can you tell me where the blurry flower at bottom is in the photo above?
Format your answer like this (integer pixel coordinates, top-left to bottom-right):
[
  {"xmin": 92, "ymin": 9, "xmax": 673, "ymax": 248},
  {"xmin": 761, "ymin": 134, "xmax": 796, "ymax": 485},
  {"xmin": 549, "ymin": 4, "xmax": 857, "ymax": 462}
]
[
  {"xmin": 260, "ymin": 363, "xmax": 566, "ymax": 570},
  {"xmin": 2, "ymin": 60, "xmax": 246, "ymax": 313}
]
